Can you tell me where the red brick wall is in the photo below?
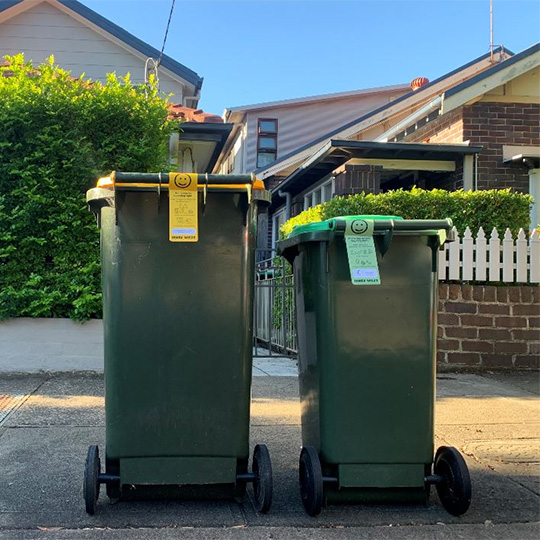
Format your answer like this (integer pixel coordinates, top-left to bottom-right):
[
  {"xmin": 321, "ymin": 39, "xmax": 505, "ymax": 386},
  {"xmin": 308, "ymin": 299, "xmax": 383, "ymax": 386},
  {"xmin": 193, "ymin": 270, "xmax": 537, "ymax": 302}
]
[
  {"xmin": 408, "ymin": 109, "xmax": 464, "ymax": 144},
  {"xmin": 404, "ymin": 101, "xmax": 539, "ymax": 194},
  {"xmin": 462, "ymin": 102, "xmax": 539, "ymax": 192},
  {"xmin": 438, "ymin": 284, "xmax": 540, "ymax": 370}
]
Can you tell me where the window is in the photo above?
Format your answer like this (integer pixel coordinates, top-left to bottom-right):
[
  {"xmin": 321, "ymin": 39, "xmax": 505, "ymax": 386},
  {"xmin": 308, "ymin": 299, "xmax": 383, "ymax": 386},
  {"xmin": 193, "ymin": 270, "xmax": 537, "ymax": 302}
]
[
  {"xmin": 257, "ymin": 118, "xmax": 278, "ymax": 168},
  {"xmin": 323, "ymin": 182, "xmax": 332, "ymax": 202},
  {"xmin": 303, "ymin": 178, "xmax": 334, "ymax": 210},
  {"xmin": 272, "ymin": 208, "xmax": 287, "ymax": 249}
]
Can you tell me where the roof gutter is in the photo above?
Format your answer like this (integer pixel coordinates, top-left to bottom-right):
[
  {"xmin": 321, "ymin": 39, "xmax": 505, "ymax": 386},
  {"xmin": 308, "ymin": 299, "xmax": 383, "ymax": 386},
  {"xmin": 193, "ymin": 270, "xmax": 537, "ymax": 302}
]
[{"xmin": 375, "ymin": 96, "xmax": 443, "ymax": 143}]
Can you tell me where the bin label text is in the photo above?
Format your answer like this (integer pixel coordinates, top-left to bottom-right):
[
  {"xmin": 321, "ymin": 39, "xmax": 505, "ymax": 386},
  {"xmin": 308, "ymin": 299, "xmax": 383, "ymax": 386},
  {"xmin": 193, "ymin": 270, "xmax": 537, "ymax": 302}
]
[
  {"xmin": 344, "ymin": 220, "xmax": 380, "ymax": 285},
  {"xmin": 169, "ymin": 173, "xmax": 198, "ymax": 242}
]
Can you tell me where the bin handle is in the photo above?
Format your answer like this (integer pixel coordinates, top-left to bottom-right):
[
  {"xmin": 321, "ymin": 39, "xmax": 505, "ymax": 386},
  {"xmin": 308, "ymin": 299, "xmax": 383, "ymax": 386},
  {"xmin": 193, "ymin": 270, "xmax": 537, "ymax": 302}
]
[
  {"xmin": 113, "ymin": 172, "xmax": 259, "ymax": 185},
  {"xmin": 203, "ymin": 173, "xmax": 209, "ymax": 214},
  {"xmin": 332, "ymin": 218, "xmax": 453, "ymax": 233},
  {"xmin": 157, "ymin": 172, "xmax": 162, "ymax": 211}
]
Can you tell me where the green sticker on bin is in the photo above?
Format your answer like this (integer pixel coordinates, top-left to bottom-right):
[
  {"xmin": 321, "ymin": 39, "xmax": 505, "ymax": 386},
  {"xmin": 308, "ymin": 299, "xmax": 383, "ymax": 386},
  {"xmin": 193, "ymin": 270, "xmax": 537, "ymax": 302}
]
[{"xmin": 344, "ymin": 219, "xmax": 381, "ymax": 286}]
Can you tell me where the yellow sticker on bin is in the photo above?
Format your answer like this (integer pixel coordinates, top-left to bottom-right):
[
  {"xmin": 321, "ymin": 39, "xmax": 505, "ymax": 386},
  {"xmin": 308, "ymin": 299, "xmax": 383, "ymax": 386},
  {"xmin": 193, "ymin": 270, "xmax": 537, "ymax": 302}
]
[{"xmin": 169, "ymin": 173, "xmax": 198, "ymax": 242}]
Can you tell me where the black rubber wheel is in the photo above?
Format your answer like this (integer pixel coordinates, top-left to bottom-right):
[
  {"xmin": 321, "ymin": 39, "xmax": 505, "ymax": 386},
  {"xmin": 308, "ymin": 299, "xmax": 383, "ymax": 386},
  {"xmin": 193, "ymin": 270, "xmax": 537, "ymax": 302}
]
[
  {"xmin": 434, "ymin": 446, "xmax": 472, "ymax": 516},
  {"xmin": 299, "ymin": 446, "xmax": 323, "ymax": 516},
  {"xmin": 252, "ymin": 444, "xmax": 273, "ymax": 513},
  {"xmin": 84, "ymin": 445, "xmax": 101, "ymax": 515}
]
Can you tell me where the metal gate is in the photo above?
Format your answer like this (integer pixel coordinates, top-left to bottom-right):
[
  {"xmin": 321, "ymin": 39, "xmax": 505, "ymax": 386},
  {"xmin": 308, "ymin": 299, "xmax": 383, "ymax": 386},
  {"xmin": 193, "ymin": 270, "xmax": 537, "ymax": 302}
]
[{"xmin": 253, "ymin": 251, "xmax": 297, "ymax": 357}]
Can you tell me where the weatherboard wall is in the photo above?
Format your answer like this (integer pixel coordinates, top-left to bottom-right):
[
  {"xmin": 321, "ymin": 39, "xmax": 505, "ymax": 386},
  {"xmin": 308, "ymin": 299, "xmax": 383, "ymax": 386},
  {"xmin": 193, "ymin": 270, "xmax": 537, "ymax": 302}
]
[
  {"xmin": 242, "ymin": 89, "xmax": 408, "ymax": 173},
  {"xmin": 0, "ymin": 0, "xmax": 185, "ymax": 100}
]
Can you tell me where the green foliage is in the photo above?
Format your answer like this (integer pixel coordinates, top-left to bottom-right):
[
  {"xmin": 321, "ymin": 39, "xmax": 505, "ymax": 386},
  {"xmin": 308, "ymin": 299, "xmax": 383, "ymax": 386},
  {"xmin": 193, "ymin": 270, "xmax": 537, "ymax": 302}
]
[
  {"xmin": 282, "ymin": 188, "xmax": 532, "ymax": 238},
  {"xmin": 0, "ymin": 55, "xmax": 179, "ymax": 320},
  {"xmin": 281, "ymin": 204, "xmax": 324, "ymax": 238}
]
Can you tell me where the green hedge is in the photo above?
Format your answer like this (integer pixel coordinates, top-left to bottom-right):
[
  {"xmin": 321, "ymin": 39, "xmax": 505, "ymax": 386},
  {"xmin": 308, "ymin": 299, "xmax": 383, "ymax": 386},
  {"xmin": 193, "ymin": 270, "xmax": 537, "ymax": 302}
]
[
  {"xmin": 0, "ymin": 55, "xmax": 178, "ymax": 321},
  {"xmin": 282, "ymin": 187, "xmax": 532, "ymax": 238}
]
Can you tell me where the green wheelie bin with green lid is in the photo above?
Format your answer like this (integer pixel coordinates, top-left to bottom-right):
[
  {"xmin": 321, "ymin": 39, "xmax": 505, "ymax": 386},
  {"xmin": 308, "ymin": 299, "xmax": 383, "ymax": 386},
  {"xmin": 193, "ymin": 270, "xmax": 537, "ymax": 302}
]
[
  {"xmin": 84, "ymin": 172, "xmax": 273, "ymax": 514},
  {"xmin": 277, "ymin": 215, "xmax": 471, "ymax": 517}
]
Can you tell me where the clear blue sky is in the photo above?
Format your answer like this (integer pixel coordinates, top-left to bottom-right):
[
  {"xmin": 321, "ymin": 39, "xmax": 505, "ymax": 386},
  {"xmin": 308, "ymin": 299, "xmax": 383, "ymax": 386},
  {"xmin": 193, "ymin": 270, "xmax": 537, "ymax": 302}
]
[{"xmin": 85, "ymin": 1, "xmax": 540, "ymax": 114}]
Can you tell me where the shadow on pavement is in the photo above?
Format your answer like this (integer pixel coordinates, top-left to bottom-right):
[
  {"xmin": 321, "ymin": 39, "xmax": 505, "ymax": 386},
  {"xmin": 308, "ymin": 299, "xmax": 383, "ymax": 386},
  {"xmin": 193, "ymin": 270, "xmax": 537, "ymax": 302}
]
[{"xmin": 0, "ymin": 373, "xmax": 538, "ymax": 534}]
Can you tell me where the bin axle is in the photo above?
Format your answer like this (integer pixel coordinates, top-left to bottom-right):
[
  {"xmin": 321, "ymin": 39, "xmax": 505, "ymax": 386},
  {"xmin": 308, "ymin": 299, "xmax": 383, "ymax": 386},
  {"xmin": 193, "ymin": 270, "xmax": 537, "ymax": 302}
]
[
  {"xmin": 236, "ymin": 472, "xmax": 257, "ymax": 483},
  {"xmin": 98, "ymin": 473, "xmax": 120, "ymax": 485},
  {"xmin": 424, "ymin": 474, "xmax": 445, "ymax": 485}
]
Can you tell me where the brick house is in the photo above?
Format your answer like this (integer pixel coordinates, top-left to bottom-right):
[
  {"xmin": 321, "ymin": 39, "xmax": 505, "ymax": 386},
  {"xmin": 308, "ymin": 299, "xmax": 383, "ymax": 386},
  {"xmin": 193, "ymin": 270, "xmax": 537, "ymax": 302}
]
[
  {"xmin": 259, "ymin": 44, "xmax": 539, "ymax": 248},
  {"xmin": 252, "ymin": 44, "xmax": 539, "ymax": 371}
]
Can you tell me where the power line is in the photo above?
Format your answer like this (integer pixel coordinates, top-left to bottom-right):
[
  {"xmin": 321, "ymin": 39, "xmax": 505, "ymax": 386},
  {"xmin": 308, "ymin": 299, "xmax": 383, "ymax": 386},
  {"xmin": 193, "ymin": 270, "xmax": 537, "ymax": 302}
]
[{"xmin": 158, "ymin": 0, "xmax": 176, "ymax": 66}]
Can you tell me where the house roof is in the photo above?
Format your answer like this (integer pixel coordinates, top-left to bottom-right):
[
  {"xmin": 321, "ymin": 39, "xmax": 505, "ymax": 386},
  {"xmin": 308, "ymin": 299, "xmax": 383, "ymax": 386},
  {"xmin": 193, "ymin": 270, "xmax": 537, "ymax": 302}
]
[
  {"xmin": 382, "ymin": 42, "xmax": 539, "ymax": 143},
  {"xmin": 440, "ymin": 41, "xmax": 539, "ymax": 114},
  {"xmin": 272, "ymin": 139, "xmax": 483, "ymax": 198},
  {"xmin": 444, "ymin": 42, "xmax": 539, "ymax": 101},
  {"xmin": 0, "ymin": 0, "xmax": 203, "ymax": 90},
  {"xmin": 255, "ymin": 46, "xmax": 513, "ymax": 179},
  {"xmin": 223, "ymin": 83, "xmax": 411, "ymax": 120}
]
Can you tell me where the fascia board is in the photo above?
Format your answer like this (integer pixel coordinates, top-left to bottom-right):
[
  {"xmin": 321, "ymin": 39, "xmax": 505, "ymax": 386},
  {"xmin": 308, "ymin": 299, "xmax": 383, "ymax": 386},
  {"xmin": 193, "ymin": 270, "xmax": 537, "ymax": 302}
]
[
  {"xmin": 0, "ymin": 0, "xmax": 36, "ymax": 24},
  {"xmin": 442, "ymin": 50, "xmax": 540, "ymax": 114}
]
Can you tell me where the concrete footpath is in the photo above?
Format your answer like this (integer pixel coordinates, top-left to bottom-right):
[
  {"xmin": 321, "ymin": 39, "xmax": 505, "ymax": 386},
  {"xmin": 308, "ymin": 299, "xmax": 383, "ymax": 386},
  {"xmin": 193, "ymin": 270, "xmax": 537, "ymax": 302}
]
[{"xmin": 0, "ymin": 358, "xmax": 538, "ymax": 539}]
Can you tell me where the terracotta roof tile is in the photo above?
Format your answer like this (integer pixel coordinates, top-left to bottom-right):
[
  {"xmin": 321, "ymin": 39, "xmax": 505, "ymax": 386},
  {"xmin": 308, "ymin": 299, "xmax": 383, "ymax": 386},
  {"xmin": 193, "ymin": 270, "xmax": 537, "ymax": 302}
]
[{"xmin": 168, "ymin": 104, "xmax": 223, "ymax": 123}]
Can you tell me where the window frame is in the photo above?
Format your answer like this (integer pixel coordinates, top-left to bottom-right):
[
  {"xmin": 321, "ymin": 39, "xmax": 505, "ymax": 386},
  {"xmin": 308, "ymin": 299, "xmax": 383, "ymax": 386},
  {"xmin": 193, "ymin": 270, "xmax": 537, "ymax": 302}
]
[
  {"xmin": 257, "ymin": 118, "xmax": 278, "ymax": 168},
  {"xmin": 271, "ymin": 207, "xmax": 286, "ymax": 249},
  {"xmin": 303, "ymin": 177, "xmax": 334, "ymax": 210}
]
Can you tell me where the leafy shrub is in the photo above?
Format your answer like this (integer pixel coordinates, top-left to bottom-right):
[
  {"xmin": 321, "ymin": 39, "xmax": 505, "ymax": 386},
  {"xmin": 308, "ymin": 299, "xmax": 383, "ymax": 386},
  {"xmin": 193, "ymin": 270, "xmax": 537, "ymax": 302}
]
[
  {"xmin": 281, "ymin": 188, "xmax": 532, "ymax": 238},
  {"xmin": 0, "ymin": 55, "xmax": 178, "ymax": 321},
  {"xmin": 281, "ymin": 204, "xmax": 324, "ymax": 238}
]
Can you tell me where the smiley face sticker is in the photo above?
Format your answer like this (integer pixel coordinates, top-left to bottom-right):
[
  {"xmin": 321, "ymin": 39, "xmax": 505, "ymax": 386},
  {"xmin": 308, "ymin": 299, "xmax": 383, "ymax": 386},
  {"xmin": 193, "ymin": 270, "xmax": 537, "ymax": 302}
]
[
  {"xmin": 173, "ymin": 173, "xmax": 193, "ymax": 189},
  {"xmin": 350, "ymin": 219, "xmax": 369, "ymax": 235}
]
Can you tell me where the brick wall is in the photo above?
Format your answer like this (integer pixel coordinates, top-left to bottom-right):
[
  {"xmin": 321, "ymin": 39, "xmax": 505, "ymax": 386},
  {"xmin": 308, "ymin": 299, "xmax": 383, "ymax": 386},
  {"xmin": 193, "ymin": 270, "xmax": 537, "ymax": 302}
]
[
  {"xmin": 438, "ymin": 284, "xmax": 540, "ymax": 370},
  {"xmin": 405, "ymin": 101, "xmax": 539, "ymax": 194},
  {"xmin": 408, "ymin": 108, "xmax": 464, "ymax": 144},
  {"xmin": 462, "ymin": 102, "xmax": 539, "ymax": 192}
]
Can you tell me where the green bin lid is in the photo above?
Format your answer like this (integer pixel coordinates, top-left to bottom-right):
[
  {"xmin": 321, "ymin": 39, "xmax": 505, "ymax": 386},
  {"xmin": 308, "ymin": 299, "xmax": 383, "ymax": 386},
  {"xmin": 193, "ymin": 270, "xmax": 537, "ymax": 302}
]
[{"xmin": 288, "ymin": 215, "xmax": 403, "ymax": 238}]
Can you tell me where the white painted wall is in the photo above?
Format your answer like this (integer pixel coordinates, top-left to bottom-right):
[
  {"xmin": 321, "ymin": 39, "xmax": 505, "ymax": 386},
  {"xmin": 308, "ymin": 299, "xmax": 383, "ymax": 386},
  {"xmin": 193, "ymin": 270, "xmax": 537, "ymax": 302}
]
[
  {"xmin": 242, "ymin": 89, "xmax": 407, "ymax": 172},
  {"xmin": 0, "ymin": 318, "xmax": 104, "ymax": 372},
  {"xmin": 0, "ymin": 1, "xmax": 185, "ymax": 100}
]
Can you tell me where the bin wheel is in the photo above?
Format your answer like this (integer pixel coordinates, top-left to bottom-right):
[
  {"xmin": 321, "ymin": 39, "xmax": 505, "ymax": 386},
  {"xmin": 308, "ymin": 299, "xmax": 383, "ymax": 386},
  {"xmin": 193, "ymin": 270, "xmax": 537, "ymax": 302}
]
[
  {"xmin": 434, "ymin": 446, "xmax": 471, "ymax": 516},
  {"xmin": 252, "ymin": 444, "xmax": 273, "ymax": 513},
  {"xmin": 84, "ymin": 445, "xmax": 101, "ymax": 515},
  {"xmin": 299, "ymin": 446, "xmax": 323, "ymax": 516}
]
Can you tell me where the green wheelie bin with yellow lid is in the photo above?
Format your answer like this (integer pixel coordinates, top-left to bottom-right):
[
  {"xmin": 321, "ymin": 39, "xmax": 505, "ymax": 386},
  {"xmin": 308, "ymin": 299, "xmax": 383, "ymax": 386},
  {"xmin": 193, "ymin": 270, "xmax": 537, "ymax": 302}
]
[
  {"xmin": 277, "ymin": 215, "xmax": 471, "ymax": 516},
  {"xmin": 84, "ymin": 172, "xmax": 273, "ymax": 514}
]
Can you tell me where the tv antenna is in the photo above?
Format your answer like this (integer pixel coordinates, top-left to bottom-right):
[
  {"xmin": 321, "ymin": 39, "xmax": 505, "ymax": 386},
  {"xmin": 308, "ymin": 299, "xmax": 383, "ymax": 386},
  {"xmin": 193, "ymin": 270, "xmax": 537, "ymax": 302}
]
[{"xmin": 490, "ymin": 0, "xmax": 495, "ymax": 61}]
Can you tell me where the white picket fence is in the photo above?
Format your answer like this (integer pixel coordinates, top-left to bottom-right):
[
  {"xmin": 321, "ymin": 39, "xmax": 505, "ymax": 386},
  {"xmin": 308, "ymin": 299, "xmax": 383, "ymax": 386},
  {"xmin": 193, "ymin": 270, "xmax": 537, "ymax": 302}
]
[{"xmin": 439, "ymin": 227, "xmax": 540, "ymax": 283}]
